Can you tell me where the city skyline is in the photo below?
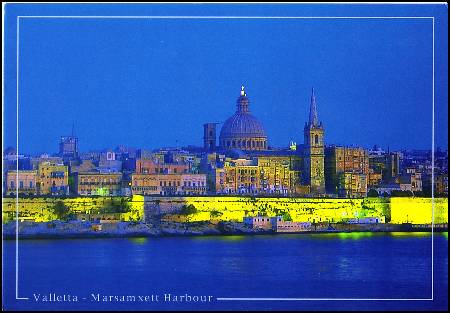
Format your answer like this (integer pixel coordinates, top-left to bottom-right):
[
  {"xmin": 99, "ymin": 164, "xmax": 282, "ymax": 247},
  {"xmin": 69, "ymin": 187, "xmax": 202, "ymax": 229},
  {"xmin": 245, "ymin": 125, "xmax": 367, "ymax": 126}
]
[
  {"xmin": 5, "ymin": 82, "xmax": 449, "ymax": 156},
  {"xmin": 4, "ymin": 4, "xmax": 448, "ymax": 155}
]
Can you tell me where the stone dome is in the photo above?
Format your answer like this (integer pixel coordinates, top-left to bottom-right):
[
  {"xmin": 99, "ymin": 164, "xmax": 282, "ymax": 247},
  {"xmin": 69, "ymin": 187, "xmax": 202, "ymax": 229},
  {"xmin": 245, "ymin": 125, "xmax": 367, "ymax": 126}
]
[{"xmin": 219, "ymin": 86, "xmax": 268, "ymax": 151}]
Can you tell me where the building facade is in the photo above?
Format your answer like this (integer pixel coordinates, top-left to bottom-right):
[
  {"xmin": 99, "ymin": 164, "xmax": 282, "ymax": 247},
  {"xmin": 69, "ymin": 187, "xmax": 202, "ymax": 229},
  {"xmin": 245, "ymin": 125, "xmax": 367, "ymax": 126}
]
[
  {"xmin": 135, "ymin": 159, "xmax": 189, "ymax": 175},
  {"xmin": 131, "ymin": 173, "xmax": 207, "ymax": 196},
  {"xmin": 203, "ymin": 123, "xmax": 217, "ymax": 151},
  {"xmin": 214, "ymin": 155, "xmax": 301, "ymax": 195},
  {"xmin": 74, "ymin": 172, "xmax": 123, "ymax": 196},
  {"xmin": 37, "ymin": 161, "xmax": 69, "ymax": 195},
  {"xmin": 59, "ymin": 135, "xmax": 78, "ymax": 159},
  {"xmin": 5, "ymin": 170, "xmax": 38, "ymax": 196},
  {"xmin": 325, "ymin": 146, "xmax": 369, "ymax": 197}
]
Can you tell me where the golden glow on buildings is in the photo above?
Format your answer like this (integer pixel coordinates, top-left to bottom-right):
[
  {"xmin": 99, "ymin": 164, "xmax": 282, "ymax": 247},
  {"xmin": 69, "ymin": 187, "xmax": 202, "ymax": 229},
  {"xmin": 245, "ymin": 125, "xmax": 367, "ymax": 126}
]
[
  {"xmin": 75, "ymin": 172, "xmax": 123, "ymax": 196},
  {"xmin": 37, "ymin": 161, "xmax": 69, "ymax": 195},
  {"xmin": 131, "ymin": 173, "xmax": 207, "ymax": 196},
  {"xmin": 214, "ymin": 156, "xmax": 302, "ymax": 195}
]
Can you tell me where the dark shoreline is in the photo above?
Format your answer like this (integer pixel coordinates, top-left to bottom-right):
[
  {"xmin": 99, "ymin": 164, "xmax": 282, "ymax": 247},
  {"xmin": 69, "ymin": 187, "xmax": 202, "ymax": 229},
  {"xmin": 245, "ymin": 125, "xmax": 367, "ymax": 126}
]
[{"xmin": 3, "ymin": 228, "xmax": 448, "ymax": 240}]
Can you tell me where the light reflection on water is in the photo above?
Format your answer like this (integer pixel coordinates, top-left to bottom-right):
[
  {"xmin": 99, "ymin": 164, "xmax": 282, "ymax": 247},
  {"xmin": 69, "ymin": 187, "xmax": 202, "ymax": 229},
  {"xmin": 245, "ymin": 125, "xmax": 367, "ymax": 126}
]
[
  {"xmin": 337, "ymin": 232, "xmax": 373, "ymax": 240},
  {"xmin": 128, "ymin": 237, "xmax": 148, "ymax": 245},
  {"xmin": 390, "ymin": 232, "xmax": 432, "ymax": 237}
]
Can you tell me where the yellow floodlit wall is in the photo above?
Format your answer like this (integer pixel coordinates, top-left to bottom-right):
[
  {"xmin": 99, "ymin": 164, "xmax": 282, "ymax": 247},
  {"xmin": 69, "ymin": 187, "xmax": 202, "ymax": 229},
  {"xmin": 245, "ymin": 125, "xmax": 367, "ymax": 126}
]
[
  {"xmin": 155, "ymin": 197, "xmax": 390, "ymax": 223},
  {"xmin": 2, "ymin": 195, "xmax": 145, "ymax": 223},
  {"xmin": 153, "ymin": 196, "xmax": 447, "ymax": 224},
  {"xmin": 2, "ymin": 196, "xmax": 448, "ymax": 225},
  {"xmin": 390, "ymin": 197, "xmax": 448, "ymax": 224}
]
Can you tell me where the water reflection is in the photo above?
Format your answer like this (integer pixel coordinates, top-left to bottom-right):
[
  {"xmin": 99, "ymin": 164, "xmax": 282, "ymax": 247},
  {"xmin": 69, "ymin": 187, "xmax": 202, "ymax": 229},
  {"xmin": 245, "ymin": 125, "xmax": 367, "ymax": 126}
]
[
  {"xmin": 337, "ymin": 232, "xmax": 373, "ymax": 240},
  {"xmin": 128, "ymin": 237, "xmax": 148, "ymax": 245},
  {"xmin": 390, "ymin": 232, "xmax": 431, "ymax": 238},
  {"xmin": 217, "ymin": 235, "xmax": 248, "ymax": 242},
  {"xmin": 308, "ymin": 232, "xmax": 373, "ymax": 240}
]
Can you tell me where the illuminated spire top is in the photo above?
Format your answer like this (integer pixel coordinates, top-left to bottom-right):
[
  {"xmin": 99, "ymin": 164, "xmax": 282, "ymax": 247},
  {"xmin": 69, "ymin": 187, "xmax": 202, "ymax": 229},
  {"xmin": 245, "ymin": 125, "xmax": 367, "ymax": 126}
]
[
  {"xmin": 237, "ymin": 85, "xmax": 249, "ymax": 113},
  {"xmin": 309, "ymin": 87, "xmax": 319, "ymax": 127}
]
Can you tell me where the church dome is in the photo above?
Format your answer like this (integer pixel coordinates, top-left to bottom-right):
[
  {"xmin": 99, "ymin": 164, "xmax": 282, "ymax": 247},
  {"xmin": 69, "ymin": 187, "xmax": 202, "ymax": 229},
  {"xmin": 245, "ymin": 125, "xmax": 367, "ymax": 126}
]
[
  {"xmin": 220, "ymin": 112, "xmax": 266, "ymax": 138},
  {"xmin": 219, "ymin": 86, "xmax": 268, "ymax": 151}
]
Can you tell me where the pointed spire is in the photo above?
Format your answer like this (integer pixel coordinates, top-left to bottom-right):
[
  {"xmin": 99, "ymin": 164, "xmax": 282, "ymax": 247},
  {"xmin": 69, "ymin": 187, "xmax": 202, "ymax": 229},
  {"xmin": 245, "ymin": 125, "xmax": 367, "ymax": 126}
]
[
  {"xmin": 309, "ymin": 87, "xmax": 319, "ymax": 127},
  {"xmin": 240, "ymin": 85, "xmax": 246, "ymax": 96},
  {"xmin": 71, "ymin": 122, "xmax": 75, "ymax": 137}
]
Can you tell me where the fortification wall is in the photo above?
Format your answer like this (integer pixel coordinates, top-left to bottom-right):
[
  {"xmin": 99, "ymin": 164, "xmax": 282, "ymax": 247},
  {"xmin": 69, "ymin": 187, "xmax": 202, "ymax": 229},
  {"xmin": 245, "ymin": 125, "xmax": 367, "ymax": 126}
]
[
  {"xmin": 2, "ymin": 196, "xmax": 447, "ymax": 225},
  {"xmin": 144, "ymin": 196, "xmax": 447, "ymax": 224},
  {"xmin": 2, "ymin": 195, "xmax": 145, "ymax": 223}
]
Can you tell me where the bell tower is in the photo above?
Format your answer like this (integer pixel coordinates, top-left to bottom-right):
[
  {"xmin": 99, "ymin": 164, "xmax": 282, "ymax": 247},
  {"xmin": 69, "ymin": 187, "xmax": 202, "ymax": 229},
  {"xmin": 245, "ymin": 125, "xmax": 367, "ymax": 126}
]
[
  {"xmin": 203, "ymin": 123, "xmax": 217, "ymax": 151},
  {"xmin": 303, "ymin": 88, "xmax": 325, "ymax": 194}
]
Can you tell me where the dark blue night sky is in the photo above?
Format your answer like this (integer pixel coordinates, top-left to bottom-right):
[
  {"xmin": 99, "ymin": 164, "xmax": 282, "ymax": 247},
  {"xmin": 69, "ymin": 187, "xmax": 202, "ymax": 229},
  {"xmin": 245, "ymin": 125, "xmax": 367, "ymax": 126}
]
[{"xmin": 3, "ymin": 4, "xmax": 448, "ymax": 155}]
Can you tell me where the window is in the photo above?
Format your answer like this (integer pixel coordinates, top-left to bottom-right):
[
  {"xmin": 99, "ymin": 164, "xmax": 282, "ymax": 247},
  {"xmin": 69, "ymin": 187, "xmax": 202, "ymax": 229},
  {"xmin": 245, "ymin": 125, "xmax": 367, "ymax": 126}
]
[
  {"xmin": 30, "ymin": 181, "xmax": 33, "ymax": 188},
  {"xmin": 19, "ymin": 181, "xmax": 23, "ymax": 188},
  {"xmin": 315, "ymin": 135, "xmax": 319, "ymax": 145},
  {"xmin": 10, "ymin": 181, "xmax": 14, "ymax": 188}
]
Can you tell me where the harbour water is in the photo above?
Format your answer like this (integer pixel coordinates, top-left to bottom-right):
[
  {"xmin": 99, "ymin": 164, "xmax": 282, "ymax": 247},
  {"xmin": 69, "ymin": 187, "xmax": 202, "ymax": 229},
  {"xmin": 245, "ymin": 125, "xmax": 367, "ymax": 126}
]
[{"xmin": 3, "ymin": 232, "xmax": 448, "ymax": 311}]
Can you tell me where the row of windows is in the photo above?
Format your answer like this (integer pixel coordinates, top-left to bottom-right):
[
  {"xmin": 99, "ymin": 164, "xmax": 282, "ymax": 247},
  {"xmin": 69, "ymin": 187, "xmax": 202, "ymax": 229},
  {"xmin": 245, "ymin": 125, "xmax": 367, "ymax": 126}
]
[
  {"xmin": 79, "ymin": 189, "xmax": 120, "ymax": 195},
  {"xmin": 10, "ymin": 181, "xmax": 34, "ymax": 188},
  {"xmin": 80, "ymin": 179, "xmax": 120, "ymax": 184},
  {"xmin": 221, "ymin": 139, "xmax": 267, "ymax": 149},
  {"xmin": 10, "ymin": 181, "xmax": 70, "ymax": 188},
  {"xmin": 131, "ymin": 186, "xmax": 158, "ymax": 191},
  {"xmin": 140, "ymin": 168, "xmax": 188, "ymax": 174}
]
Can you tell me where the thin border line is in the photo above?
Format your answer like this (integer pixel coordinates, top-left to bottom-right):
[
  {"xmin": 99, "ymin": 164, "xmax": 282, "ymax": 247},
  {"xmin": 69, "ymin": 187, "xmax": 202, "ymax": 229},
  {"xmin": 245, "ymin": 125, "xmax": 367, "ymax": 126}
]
[
  {"xmin": 431, "ymin": 16, "xmax": 435, "ymax": 302},
  {"xmin": 17, "ymin": 16, "xmax": 434, "ymax": 19},
  {"xmin": 216, "ymin": 298, "xmax": 434, "ymax": 301},
  {"xmin": 13, "ymin": 14, "xmax": 436, "ymax": 302}
]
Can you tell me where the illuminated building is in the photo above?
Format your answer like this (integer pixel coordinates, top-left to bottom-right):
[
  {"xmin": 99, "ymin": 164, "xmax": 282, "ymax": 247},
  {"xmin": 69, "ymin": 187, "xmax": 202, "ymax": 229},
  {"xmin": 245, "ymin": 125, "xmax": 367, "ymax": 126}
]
[
  {"xmin": 368, "ymin": 169, "xmax": 383, "ymax": 189},
  {"xmin": 74, "ymin": 172, "xmax": 123, "ymax": 196},
  {"xmin": 303, "ymin": 88, "xmax": 325, "ymax": 194},
  {"xmin": 135, "ymin": 159, "xmax": 189, "ymax": 174},
  {"xmin": 131, "ymin": 173, "xmax": 207, "ymax": 195},
  {"xmin": 37, "ymin": 161, "xmax": 69, "ymax": 195},
  {"xmin": 5, "ymin": 170, "xmax": 38, "ymax": 196},
  {"xmin": 325, "ymin": 146, "xmax": 369, "ymax": 197},
  {"xmin": 214, "ymin": 155, "xmax": 301, "ymax": 195},
  {"xmin": 219, "ymin": 86, "xmax": 268, "ymax": 151},
  {"xmin": 435, "ymin": 173, "xmax": 448, "ymax": 196},
  {"xmin": 397, "ymin": 168, "xmax": 422, "ymax": 192}
]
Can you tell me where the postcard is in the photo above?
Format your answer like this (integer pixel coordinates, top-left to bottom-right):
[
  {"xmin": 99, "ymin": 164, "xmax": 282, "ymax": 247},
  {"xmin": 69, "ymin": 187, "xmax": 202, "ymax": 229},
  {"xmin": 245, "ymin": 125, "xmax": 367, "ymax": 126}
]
[{"xmin": 2, "ymin": 2, "xmax": 448, "ymax": 311}]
